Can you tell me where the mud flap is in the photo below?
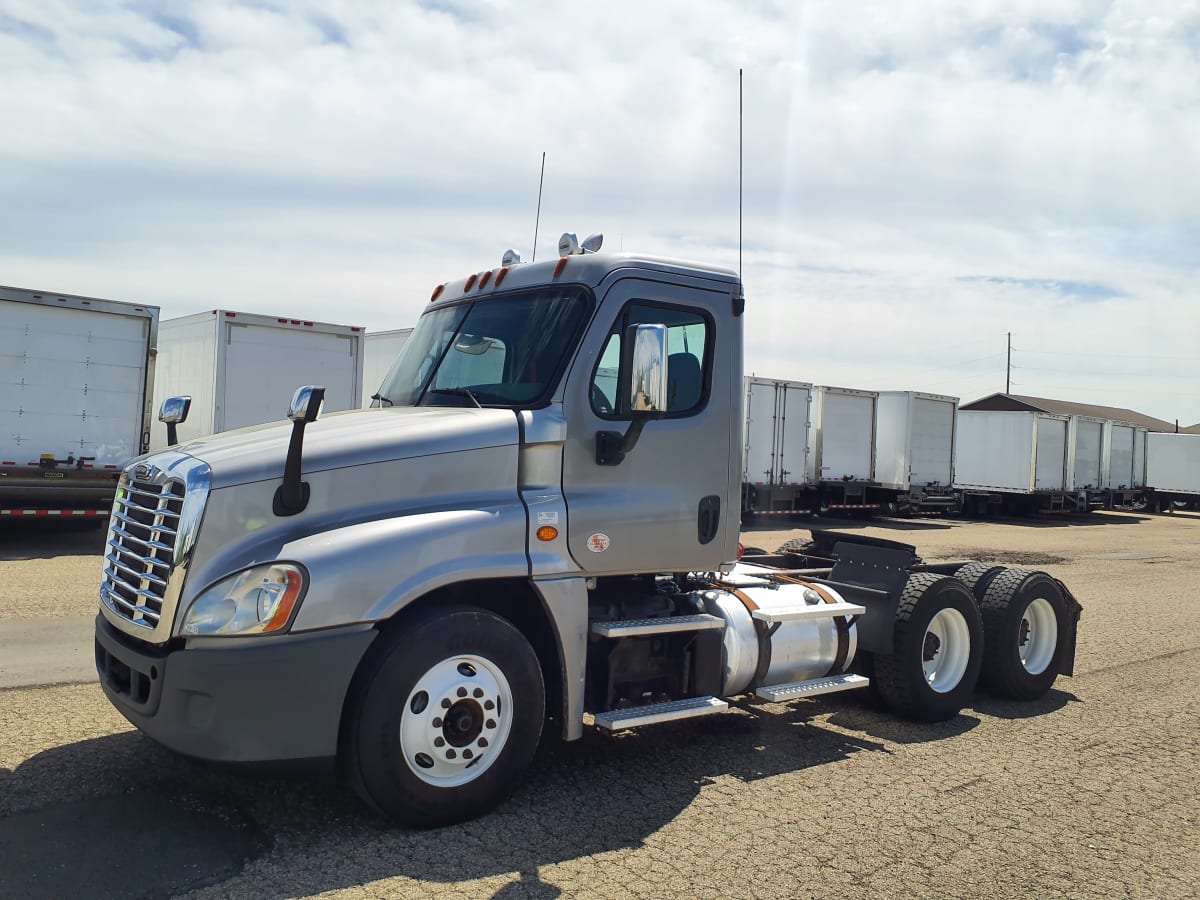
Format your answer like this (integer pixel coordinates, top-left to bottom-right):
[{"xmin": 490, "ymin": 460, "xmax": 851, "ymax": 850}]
[{"xmin": 1053, "ymin": 578, "xmax": 1084, "ymax": 677}]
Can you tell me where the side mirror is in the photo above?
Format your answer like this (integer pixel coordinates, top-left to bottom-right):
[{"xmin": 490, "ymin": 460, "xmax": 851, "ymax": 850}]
[
  {"xmin": 275, "ymin": 386, "xmax": 326, "ymax": 516},
  {"xmin": 159, "ymin": 396, "xmax": 192, "ymax": 448},
  {"xmin": 624, "ymin": 324, "xmax": 668, "ymax": 416},
  {"xmin": 288, "ymin": 385, "xmax": 325, "ymax": 423},
  {"xmin": 596, "ymin": 324, "xmax": 668, "ymax": 466}
]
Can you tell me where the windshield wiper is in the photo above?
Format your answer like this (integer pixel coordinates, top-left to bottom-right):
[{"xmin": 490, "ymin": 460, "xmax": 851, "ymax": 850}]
[
  {"xmin": 370, "ymin": 393, "xmax": 393, "ymax": 407},
  {"xmin": 428, "ymin": 387, "xmax": 482, "ymax": 409}
]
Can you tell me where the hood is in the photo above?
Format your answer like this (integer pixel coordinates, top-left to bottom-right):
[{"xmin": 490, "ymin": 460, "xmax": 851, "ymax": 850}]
[{"xmin": 172, "ymin": 406, "xmax": 519, "ymax": 489}]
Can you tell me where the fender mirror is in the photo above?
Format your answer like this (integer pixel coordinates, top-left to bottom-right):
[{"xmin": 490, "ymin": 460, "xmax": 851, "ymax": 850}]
[{"xmin": 159, "ymin": 396, "xmax": 192, "ymax": 447}]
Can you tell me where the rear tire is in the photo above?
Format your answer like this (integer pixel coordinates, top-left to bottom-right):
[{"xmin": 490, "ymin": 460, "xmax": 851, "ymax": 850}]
[
  {"xmin": 873, "ymin": 574, "xmax": 983, "ymax": 722},
  {"xmin": 978, "ymin": 570, "xmax": 1070, "ymax": 700},
  {"xmin": 953, "ymin": 561, "xmax": 1009, "ymax": 602},
  {"xmin": 344, "ymin": 606, "xmax": 544, "ymax": 827}
]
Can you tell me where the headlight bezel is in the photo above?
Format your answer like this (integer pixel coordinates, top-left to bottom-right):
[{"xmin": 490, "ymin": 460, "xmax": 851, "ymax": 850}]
[{"xmin": 180, "ymin": 562, "xmax": 309, "ymax": 638}]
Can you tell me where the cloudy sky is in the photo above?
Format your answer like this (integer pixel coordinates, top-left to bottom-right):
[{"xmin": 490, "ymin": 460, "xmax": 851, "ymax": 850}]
[{"xmin": 2, "ymin": 0, "xmax": 1198, "ymax": 423}]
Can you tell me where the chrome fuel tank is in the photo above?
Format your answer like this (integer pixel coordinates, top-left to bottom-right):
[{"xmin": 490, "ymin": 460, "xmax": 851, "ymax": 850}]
[{"xmin": 701, "ymin": 580, "xmax": 858, "ymax": 696}]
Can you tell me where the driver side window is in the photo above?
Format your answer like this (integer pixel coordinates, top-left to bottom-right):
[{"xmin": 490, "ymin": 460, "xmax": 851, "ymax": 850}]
[{"xmin": 590, "ymin": 302, "xmax": 711, "ymax": 418}]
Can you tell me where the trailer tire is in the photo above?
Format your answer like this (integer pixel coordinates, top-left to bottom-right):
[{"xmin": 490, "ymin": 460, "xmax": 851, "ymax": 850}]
[
  {"xmin": 978, "ymin": 570, "xmax": 1070, "ymax": 700},
  {"xmin": 873, "ymin": 573, "xmax": 983, "ymax": 722},
  {"xmin": 344, "ymin": 605, "xmax": 544, "ymax": 827},
  {"xmin": 953, "ymin": 561, "xmax": 1008, "ymax": 602}
]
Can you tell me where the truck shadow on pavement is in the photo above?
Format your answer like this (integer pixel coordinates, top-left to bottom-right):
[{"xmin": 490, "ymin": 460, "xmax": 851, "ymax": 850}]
[{"xmin": 0, "ymin": 699, "xmax": 981, "ymax": 898}]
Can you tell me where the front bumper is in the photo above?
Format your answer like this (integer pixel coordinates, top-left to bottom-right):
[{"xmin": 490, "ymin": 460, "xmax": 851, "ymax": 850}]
[{"xmin": 95, "ymin": 615, "xmax": 378, "ymax": 763}]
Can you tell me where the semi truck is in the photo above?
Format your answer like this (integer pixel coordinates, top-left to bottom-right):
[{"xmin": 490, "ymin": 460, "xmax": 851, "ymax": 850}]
[
  {"xmin": 150, "ymin": 310, "xmax": 365, "ymax": 451},
  {"xmin": 93, "ymin": 238, "xmax": 1081, "ymax": 826},
  {"xmin": 1, "ymin": 285, "xmax": 159, "ymax": 518}
]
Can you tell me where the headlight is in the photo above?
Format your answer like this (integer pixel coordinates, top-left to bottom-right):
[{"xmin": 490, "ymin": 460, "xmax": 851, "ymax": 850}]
[{"xmin": 181, "ymin": 563, "xmax": 306, "ymax": 637}]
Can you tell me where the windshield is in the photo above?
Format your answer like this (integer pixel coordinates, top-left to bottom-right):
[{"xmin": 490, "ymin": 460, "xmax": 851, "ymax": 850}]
[{"xmin": 374, "ymin": 286, "xmax": 593, "ymax": 409}]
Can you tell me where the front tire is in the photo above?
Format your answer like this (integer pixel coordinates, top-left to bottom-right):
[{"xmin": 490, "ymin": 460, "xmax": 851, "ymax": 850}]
[
  {"xmin": 873, "ymin": 574, "xmax": 984, "ymax": 722},
  {"xmin": 344, "ymin": 606, "xmax": 544, "ymax": 827},
  {"xmin": 978, "ymin": 570, "xmax": 1070, "ymax": 700}
]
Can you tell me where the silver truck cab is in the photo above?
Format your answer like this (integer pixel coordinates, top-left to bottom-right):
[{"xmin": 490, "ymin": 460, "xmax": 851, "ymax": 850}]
[{"xmin": 95, "ymin": 237, "xmax": 1080, "ymax": 826}]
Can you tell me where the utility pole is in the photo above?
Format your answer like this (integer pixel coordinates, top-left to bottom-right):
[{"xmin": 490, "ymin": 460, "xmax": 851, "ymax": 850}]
[{"xmin": 1006, "ymin": 332, "xmax": 1011, "ymax": 394}]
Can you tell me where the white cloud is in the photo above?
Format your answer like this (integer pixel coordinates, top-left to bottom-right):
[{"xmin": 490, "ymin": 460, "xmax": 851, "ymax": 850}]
[{"xmin": 0, "ymin": 0, "xmax": 1197, "ymax": 421}]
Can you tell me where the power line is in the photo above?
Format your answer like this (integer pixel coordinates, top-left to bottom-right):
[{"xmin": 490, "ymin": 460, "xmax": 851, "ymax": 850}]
[
  {"xmin": 1014, "ymin": 347, "xmax": 1200, "ymax": 363},
  {"xmin": 1012, "ymin": 363, "xmax": 1200, "ymax": 380}
]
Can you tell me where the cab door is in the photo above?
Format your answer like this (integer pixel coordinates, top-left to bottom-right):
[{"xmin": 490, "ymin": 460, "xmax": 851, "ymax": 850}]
[{"xmin": 560, "ymin": 275, "xmax": 740, "ymax": 575}]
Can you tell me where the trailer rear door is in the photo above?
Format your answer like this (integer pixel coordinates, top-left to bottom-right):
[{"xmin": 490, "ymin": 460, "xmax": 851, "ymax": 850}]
[
  {"xmin": 820, "ymin": 391, "xmax": 874, "ymax": 481},
  {"xmin": 743, "ymin": 378, "xmax": 778, "ymax": 484},
  {"xmin": 0, "ymin": 302, "xmax": 150, "ymax": 468},
  {"xmin": 910, "ymin": 396, "xmax": 955, "ymax": 487},
  {"xmin": 1035, "ymin": 416, "xmax": 1067, "ymax": 490},
  {"xmin": 777, "ymin": 382, "xmax": 810, "ymax": 484},
  {"xmin": 1108, "ymin": 424, "xmax": 1136, "ymax": 489},
  {"xmin": 1072, "ymin": 418, "xmax": 1104, "ymax": 489}
]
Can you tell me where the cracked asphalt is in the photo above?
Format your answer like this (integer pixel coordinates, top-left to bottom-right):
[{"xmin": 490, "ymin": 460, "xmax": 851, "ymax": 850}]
[{"xmin": 1, "ymin": 511, "xmax": 1198, "ymax": 899}]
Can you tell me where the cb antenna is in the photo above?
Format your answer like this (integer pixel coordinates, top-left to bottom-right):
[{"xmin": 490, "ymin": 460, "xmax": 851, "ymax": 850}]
[{"xmin": 532, "ymin": 151, "xmax": 546, "ymax": 262}]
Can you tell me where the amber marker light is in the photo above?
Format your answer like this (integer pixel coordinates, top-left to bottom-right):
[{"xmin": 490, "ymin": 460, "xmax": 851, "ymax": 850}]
[
  {"xmin": 479, "ymin": 270, "xmax": 493, "ymax": 289},
  {"xmin": 553, "ymin": 258, "xmax": 568, "ymax": 278},
  {"xmin": 431, "ymin": 284, "xmax": 445, "ymax": 301},
  {"xmin": 464, "ymin": 273, "xmax": 478, "ymax": 291},
  {"xmin": 536, "ymin": 526, "xmax": 559, "ymax": 542},
  {"xmin": 263, "ymin": 567, "xmax": 305, "ymax": 633}
]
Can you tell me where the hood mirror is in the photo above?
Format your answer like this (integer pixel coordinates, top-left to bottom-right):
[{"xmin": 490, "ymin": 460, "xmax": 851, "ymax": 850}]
[
  {"xmin": 275, "ymin": 385, "xmax": 326, "ymax": 516},
  {"xmin": 159, "ymin": 396, "xmax": 192, "ymax": 447}
]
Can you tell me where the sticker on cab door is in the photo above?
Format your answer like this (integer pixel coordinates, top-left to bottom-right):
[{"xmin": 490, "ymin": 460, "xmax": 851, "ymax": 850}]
[
  {"xmin": 586, "ymin": 533, "xmax": 610, "ymax": 553},
  {"xmin": 537, "ymin": 511, "xmax": 559, "ymax": 526}
]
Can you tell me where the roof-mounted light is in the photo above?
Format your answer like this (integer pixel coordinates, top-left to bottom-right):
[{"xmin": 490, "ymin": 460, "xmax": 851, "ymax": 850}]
[
  {"xmin": 501, "ymin": 249, "xmax": 522, "ymax": 266},
  {"xmin": 558, "ymin": 232, "xmax": 604, "ymax": 257}
]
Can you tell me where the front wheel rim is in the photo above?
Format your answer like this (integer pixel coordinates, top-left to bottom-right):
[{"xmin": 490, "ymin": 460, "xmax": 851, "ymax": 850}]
[
  {"xmin": 922, "ymin": 608, "xmax": 971, "ymax": 693},
  {"xmin": 1019, "ymin": 597, "xmax": 1058, "ymax": 675},
  {"xmin": 400, "ymin": 654, "xmax": 513, "ymax": 787}
]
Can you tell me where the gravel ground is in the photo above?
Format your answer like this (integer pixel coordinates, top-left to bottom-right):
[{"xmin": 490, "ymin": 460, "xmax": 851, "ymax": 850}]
[{"xmin": 1, "ymin": 511, "xmax": 1199, "ymax": 899}]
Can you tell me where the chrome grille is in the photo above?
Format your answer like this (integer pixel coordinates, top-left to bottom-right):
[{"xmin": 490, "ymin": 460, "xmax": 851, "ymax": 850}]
[{"xmin": 101, "ymin": 478, "xmax": 186, "ymax": 628}]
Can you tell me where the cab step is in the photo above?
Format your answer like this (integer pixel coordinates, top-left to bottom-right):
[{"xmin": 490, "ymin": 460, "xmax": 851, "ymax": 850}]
[
  {"xmin": 590, "ymin": 613, "xmax": 725, "ymax": 638},
  {"xmin": 594, "ymin": 696, "xmax": 729, "ymax": 731},
  {"xmin": 751, "ymin": 601, "xmax": 865, "ymax": 627},
  {"xmin": 755, "ymin": 673, "xmax": 870, "ymax": 703}
]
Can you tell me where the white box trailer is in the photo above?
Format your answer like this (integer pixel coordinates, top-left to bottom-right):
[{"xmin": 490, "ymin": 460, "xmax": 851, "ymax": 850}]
[
  {"xmin": 740, "ymin": 377, "xmax": 813, "ymax": 520},
  {"xmin": 362, "ymin": 328, "xmax": 413, "ymax": 407},
  {"xmin": 954, "ymin": 410, "xmax": 1083, "ymax": 513},
  {"xmin": 0, "ymin": 285, "xmax": 159, "ymax": 515},
  {"xmin": 151, "ymin": 310, "xmax": 364, "ymax": 451},
  {"xmin": 808, "ymin": 386, "xmax": 878, "ymax": 511},
  {"xmin": 1145, "ymin": 432, "xmax": 1200, "ymax": 511},
  {"xmin": 1103, "ymin": 421, "xmax": 1147, "ymax": 507},
  {"xmin": 871, "ymin": 391, "xmax": 959, "ymax": 514},
  {"xmin": 1067, "ymin": 416, "xmax": 1107, "ymax": 504}
]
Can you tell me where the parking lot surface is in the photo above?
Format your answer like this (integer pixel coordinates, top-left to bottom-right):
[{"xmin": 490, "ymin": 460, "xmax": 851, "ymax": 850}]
[{"xmin": 1, "ymin": 512, "xmax": 1198, "ymax": 898}]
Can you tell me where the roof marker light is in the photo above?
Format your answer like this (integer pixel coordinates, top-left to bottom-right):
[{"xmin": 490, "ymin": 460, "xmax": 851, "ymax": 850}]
[
  {"xmin": 464, "ymin": 273, "xmax": 478, "ymax": 291},
  {"xmin": 495, "ymin": 267, "xmax": 509, "ymax": 287},
  {"xmin": 479, "ymin": 270, "xmax": 493, "ymax": 289},
  {"xmin": 431, "ymin": 284, "xmax": 445, "ymax": 301},
  {"xmin": 554, "ymin": 257, "xmax": 568, "ymax": 278}
]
